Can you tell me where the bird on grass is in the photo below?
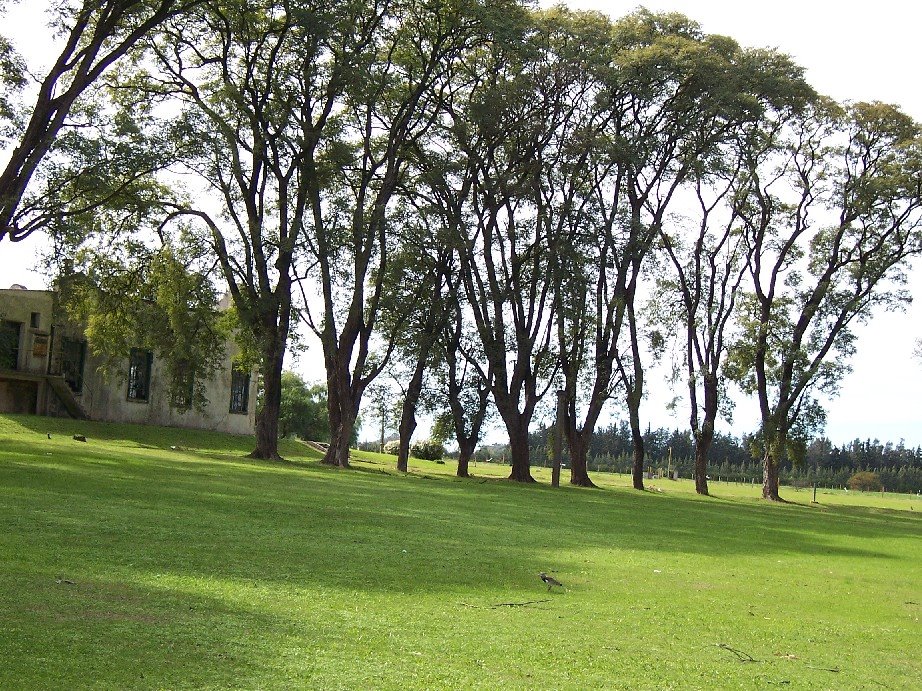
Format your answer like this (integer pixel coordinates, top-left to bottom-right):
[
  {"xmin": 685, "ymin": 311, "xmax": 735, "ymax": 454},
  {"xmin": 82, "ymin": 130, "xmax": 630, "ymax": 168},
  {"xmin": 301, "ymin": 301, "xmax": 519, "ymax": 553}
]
[{"xmin": 539, "ymin": 572, "xmax": 564, "ymax": 591}]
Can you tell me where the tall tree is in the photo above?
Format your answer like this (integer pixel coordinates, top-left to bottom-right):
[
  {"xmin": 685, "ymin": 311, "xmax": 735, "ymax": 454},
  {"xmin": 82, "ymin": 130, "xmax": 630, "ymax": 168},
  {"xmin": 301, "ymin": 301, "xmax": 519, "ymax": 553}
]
[
  {"xmin": 0, "ymin": 0, "xmax": 201, "ymax": 241},
  {"xmin": 295, "ymin": 0, "xmax": 524, "ymax": 469},
  {"xmin": 422, "ymin": 7, "xmax": 602, "ymax": 482},
  {"xmin": 375, "ymin": 231, "xmax": 454, "ymax": 472},
  {"xmin": 727, "ymin": 101, "xmax": 922, "ymax": 500},
  {"xmin": 138, "ymin": 0, "xmax": 330, "ymax": 459},
  {"xmin": 434, "ymin": 275, "xmax": 493, "ymax": 478},
  {"xmin": 555, "ymin": 10, "xmax": 813, "ymax": 490},
  {"xmin": 656, "ymin": 159, "xmax": 755, "ymax": 496}
]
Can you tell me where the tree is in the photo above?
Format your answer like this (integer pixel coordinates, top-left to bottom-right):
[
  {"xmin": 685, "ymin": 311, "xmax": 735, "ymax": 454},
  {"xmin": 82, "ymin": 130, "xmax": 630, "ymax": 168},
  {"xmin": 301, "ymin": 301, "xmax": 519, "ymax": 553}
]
[
  {"xmin": 279, "ymin": 371, "xmax": 329, "ymax": 442},
  {"xmin": 847, "ymin": 471, "xmax": 882, "ymax": 492},
  {"xmin": 364, "ymin": 380, "xmax": 399, "ymax": 455},
  {"xmin": 554, "ymin": 10, "xmax": 813, "ymax": 490},
  {"xmin": 728, "ymin": 101, "xmax": 922, "ymax": 500},
  {"xmin": 374, "ymin": 223, "xmax": 454, "ymax": 473},
  {"xmin": 136, "ymin": 0, "xmax": 328, "ymax": 460},
  {"xmin": 656, "ymin": 159, "xmax": 758, "ymax": 496},
  {"xmin": 419, "ymin": 7, "xmax": 593, "ymax": 482},
  {"xmin": 434, "ymin": 289, "xmax": 493, "ymax": 479},
  {"xmin": 294, "ymin": 0, "xmax": 523, "ymax": 470},
  {"xmin": 0, "ymin": 0, "xmax": 202, "ymax": 242},
  {"xmin": 58, "ymin": 242, "xmax": 228, "ymax": 410}
]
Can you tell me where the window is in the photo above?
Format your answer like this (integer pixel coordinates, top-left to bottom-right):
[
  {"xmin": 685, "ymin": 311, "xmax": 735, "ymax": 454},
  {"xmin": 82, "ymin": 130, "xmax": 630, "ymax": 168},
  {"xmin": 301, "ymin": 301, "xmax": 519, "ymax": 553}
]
[
  {"xmin": 0, "ymin": 321, "xmax": 21, "ymax": 370},
  {"xmin": 127, "ymin": 349, "xmax": 153, "ymax": 402},
  {"xmin": 229, "ymin": 367, "xmax": 250, "ymax": 414},
  {"xmin": 30, "ymin": 312, "xmax": 40, "ymax": 329},
  {"xmin": 60, "ymin": 337, "xmax": 86, "ymax": 393}
]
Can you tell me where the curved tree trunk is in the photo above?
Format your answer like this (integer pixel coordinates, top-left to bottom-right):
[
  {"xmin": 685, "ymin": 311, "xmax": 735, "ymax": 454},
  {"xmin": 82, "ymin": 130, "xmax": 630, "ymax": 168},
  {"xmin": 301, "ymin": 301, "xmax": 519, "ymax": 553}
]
[
  {"xmin": 396, "ymin": 354, "xmax": 428, "ymax": 473},
  {"xmin": 396, "ymin": 415, "xmax": 415, "ymax": 473}
]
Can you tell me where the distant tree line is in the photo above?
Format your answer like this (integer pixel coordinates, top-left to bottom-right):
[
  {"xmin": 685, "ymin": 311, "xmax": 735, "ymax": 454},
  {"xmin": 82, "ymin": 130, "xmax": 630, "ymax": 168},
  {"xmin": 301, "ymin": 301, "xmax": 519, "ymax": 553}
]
[{"xmin": 496, "ymin": 424, "xmax": 922, "ymax": 492}]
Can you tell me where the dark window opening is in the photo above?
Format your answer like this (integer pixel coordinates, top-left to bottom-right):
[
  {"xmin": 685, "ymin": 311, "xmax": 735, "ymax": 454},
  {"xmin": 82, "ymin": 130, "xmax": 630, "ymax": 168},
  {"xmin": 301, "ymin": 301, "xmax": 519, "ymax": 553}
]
[
  {"xmin": 30, "ymin": 312, "xmax": 40, "ymax": 329},
  {"xmin": 230, "ymin": 368, "xmax": 250, "ymax": 414},
  {"xmin": 60, "ymin": 337, "xmax": 86, "ymax": 393},
  {"xmin": 127, "ymin": 349, "xmax": 153, "ymax": 402},
  {"xmin": 0, "ymin": 321, "xmax": 22, "ymax": 370}
]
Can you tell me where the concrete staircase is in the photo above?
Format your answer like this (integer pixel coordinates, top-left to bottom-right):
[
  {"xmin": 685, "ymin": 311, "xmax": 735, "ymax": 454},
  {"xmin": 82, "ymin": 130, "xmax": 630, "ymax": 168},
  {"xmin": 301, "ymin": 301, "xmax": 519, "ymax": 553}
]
[{"xmin": 45, "ymin": 375, "xmax": 89, "ymax": 420}]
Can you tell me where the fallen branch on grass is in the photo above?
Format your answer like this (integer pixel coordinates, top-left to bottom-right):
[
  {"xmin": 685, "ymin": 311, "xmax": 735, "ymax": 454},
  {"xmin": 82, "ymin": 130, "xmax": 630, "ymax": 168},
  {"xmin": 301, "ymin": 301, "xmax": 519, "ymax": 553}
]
[
  {"xmin": 717, "ymin": 643, "xmax": 758, "ymax": 663},
  {"xmin": 460, "ymin": 599, "xmax": 551, "ymax": 609}
]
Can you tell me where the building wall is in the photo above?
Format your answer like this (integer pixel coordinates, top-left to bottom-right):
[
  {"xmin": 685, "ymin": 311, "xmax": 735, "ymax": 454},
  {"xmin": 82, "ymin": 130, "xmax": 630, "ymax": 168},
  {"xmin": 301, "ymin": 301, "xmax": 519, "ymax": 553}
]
[
  {"xmin": 77, "ymin": 345, "xmax": 257, "ymax": 435},
  {"xmin": 0, "ymin": 286, "xmax": 257, "ymax": 435},
  {"xmin": 0, "ymin": 288, "xmax": 54, "ymax": 374}
]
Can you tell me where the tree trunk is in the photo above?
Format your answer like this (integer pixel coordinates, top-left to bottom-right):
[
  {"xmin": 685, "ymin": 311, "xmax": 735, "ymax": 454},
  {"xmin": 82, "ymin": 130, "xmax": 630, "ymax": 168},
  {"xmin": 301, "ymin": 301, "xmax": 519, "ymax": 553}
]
[
  {"xmin": 250, "ymin": 377, "xmax": 282, "ymax": 459},
  {"xmin": 456, "ymin": 438, "xmax": 475, "ymax": 478},
  {"xmin": 693, "ymin": 424, "xmax": 713, "ymax": 496},
  {"xmin": 249, "ymin": 325, "xmax": 287, "ymax": 460},
  {"xmin": 323, "ymin": 357, "xmax": 355, "ymax": 468},
  {"xmin": 396, "ymin": 408, "xmax": 416, "ymax": 473},
  {"xmin": 506, "ymin": 416, "xmax": 535, "ymax": 483},
  {"xmin": 491, "ymin": 391, "xmax": 535, "ymax": 482},
  {"xmin": 628, "ymin": 404, "xmax": 645, "ymax": 490},
  {"xmin": 762, "ymin": 449, "xmax": 782, "ymax": 501},
  {"xmin": 396, "ymin": 356, "xmax": 428, "ymax": 473},
  {"xmin": 568, "ymin": 433, "xmax": 596, "ymax": 488},
  {"xmin": 325, "ymin": 421, "xmax": 353, "ymax": 467}
]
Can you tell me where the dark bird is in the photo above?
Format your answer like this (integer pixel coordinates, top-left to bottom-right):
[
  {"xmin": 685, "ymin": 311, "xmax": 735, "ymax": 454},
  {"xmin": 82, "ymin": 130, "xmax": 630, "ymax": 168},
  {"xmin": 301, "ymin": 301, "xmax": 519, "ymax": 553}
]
[{"xmin": 539, "ymin": 572, "xmax": 563, "ymax": 591}]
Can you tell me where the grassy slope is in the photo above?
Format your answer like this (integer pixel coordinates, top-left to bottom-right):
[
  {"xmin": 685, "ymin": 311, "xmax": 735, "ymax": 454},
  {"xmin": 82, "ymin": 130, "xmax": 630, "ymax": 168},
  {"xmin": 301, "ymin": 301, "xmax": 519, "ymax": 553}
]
[{"xmin": 0, "ymin": 414, "xmax": 919, "ymax": 690}]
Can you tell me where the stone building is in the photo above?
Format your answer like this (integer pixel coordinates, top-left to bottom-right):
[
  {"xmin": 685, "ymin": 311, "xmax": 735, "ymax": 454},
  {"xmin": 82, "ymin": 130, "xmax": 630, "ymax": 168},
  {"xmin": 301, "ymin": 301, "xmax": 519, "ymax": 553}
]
[{"xmin": 0, "ymin": 285, "xmax": 256, "ymax": 435}]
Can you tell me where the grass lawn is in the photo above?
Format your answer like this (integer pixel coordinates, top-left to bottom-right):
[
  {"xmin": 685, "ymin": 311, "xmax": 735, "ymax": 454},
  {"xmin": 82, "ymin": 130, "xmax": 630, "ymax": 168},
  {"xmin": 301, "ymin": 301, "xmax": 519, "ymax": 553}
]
[{"xmin": 1, "ymin": 414, "xmax": 919, "ymax": 689}]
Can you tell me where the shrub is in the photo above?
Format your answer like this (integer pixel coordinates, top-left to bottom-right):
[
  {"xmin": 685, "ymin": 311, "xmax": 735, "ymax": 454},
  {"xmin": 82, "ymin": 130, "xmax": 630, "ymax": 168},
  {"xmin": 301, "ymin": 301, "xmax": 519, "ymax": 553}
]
[
  {"xmin": 411, "ymin": 439, "xmax": 445, "ymax": 461},
  {"xmin": 382, "ymin": 440, "xmax": 401, "ymax": 455},
  {"xmin": 847, "ymin": 471, "xmax": 883, "ymax": 492}
]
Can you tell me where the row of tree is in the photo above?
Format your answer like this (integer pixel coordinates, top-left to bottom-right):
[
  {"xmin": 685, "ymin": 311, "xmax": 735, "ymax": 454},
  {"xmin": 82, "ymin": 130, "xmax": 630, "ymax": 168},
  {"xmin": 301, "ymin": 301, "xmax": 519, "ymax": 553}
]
[{"xmin": 2, "ymin": 1, "xmax": 921, "ymax": 502}]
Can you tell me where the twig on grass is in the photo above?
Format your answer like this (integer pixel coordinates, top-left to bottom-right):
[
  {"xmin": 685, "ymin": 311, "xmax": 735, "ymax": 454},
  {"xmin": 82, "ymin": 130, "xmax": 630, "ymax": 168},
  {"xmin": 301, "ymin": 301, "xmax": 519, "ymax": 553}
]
[
  {"xmin": 804, "ymin": 665, "xmax": 840, "ymax": 673},
  {"xmin": 491, "ymin": 599, "xmax": 551, "ymax": 608},
  {"xmin": 460, "ymin": 599, "xmax": 551, "ymax": 609},
  {"xmin": 717, "ymin": 643, "xmax": 758, "ymax": 663}
]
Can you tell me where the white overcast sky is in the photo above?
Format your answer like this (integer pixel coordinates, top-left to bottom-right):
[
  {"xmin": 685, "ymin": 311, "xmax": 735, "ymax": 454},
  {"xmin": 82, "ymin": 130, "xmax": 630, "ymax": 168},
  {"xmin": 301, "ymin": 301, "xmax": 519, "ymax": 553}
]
[{"xmin": 2, "ymin": 1, "xmax": 921, "ymax": 446}]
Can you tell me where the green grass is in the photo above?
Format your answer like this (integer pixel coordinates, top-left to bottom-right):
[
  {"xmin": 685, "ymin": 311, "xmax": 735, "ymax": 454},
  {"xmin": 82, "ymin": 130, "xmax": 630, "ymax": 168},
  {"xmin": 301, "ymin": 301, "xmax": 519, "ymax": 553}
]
[{"xmin": 1, "ymin": 414, "xmax": 920, "ymax": 689}]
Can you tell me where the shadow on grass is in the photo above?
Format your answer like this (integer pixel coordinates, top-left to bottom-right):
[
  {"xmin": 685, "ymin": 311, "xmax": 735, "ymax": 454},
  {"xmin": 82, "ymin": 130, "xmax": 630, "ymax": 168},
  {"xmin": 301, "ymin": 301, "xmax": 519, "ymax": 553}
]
[
  {"xmin": 3, "ymin": 433, "xmax": 917, "ymax": 599},
  {"xmin": 5, "ymin": 412, "xmax": 922, "ymax": 689}
]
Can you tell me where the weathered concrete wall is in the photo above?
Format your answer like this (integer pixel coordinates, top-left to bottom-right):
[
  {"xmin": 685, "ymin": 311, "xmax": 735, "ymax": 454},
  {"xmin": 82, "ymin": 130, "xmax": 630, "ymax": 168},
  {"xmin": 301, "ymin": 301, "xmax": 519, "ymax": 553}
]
[
  {"xmin": 78, "ymin": 347, "xmax": 257, "ymax": 435},
  {"xmin": 0, "ymin": 379, "xmax": 38, "ymax": 414}
]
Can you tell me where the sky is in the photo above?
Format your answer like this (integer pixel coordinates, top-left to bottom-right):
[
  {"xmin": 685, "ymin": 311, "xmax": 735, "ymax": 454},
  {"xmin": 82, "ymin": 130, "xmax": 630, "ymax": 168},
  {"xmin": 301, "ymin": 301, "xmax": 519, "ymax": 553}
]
[{"xmin": 2, "ymin": 1, "xmax": 921, "ymax": 447}]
